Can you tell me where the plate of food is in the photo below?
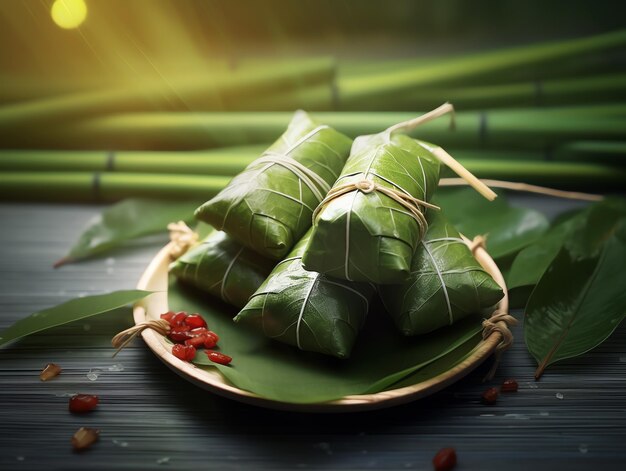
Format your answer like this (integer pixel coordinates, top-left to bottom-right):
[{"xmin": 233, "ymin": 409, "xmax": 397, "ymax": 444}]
[{"xmin": 127, "ymin": 107, "xmax": 515, "ymax": 412}]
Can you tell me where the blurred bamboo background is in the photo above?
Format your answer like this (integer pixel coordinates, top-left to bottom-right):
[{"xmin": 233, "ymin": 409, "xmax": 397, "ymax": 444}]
[{"xmin": 1, "ymin": 0, "xmax": 625, "ymax": 201}]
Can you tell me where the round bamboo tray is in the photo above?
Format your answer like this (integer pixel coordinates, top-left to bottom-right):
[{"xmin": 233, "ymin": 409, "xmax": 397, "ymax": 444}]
[{"xmin": 133, "ymin": 238, "xmax": 509, "ymax": 412}]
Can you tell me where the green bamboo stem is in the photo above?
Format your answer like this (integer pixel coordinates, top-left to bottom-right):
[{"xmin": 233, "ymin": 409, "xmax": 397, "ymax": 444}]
[
  {"xmin": 337, "ymin": 29, "xmax": 626, "ymax": 107},
  {"xmin": 2, "ymin": 143, "xmax": 624, "ymax": 174},
  {"xmin": 0, "ymin": 172, "xmax": 230, "ymax": 202},
  {"xmin": 386, "ymin": 73, "xmax": 626, "ymax": 110},
  {"xmin": 0, "ymin": 58, "xmax": 335, "ymax": 130},
  {"xmin": 0, "ymin": 161, "xmax": 623, "ymax": 203},
  {"xmin": 11, "ymin": 105, "xmax": 625, "ymax": 150}
]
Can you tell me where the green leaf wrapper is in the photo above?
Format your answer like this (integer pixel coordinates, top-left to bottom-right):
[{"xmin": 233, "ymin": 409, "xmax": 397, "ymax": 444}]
[
  {"xmin": 194, "ymin": 111, "xmax": 352, "ymax": 260},
  {"xmin": 302, "ymin": 132, "xmax": 440, "ymax": 284},
  {"xmin": 169, "ymin": 230, "xmax": 275, "ymax": 309},
  {"xmin": 379, "ymin": 211, "xmax": 503, "ymax": 336},
  {"xmin": 234, "ymin": 230, "xmax": 375, "ymax": 359}
]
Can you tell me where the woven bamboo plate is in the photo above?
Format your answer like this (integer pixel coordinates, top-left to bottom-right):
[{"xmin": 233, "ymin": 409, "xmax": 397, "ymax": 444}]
[{"xmin": 133, "ymin": 238, "xmax": 509, "ymax": 412}]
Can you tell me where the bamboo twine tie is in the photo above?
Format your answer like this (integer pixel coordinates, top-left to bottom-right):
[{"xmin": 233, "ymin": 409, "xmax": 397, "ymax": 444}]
[
  {"xmin": 111, "ymin": 319, "xmax": 170, "ymax": 357},
  {"xmin": 167, "ymin": 221, "xmax": 199, "ymax": 260},
  {"xmin": 312, "ymin": 179, "xmax": 439, "ymax": 240},
  {"xmin": 482, "ymin": 310, "xmax": 518, "ymax": 380}
]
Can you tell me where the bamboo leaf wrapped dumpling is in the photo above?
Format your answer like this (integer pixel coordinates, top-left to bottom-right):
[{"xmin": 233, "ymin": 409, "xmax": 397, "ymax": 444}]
[
  {"xmin": 170, "ymin": 230, "xmax": 274, "ymax": 309},
  {"xmin": 234, "ymin": 229, "xmax": 375, "ymax": 358},
  {"xmin": 378, "ymin": 211, "xmax": 503, "ymax": 336},
  {"xmin": 301, "ymin": 130, "xmax": 441, "ymax": 284},
  {"xmin": 194, "ymin": 111, "xmax": 352, "ymax": 260}
]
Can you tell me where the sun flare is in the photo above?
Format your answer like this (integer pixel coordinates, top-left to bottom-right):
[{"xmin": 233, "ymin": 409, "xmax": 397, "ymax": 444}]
[{"xmin": 51, "ymin": 0, "xmax": 87, "ymax": 30}]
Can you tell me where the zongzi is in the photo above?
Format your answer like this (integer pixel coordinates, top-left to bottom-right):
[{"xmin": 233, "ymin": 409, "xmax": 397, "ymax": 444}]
[
  {"xmin": 195, "ymin": 110, "xmax": 352, "ymax": 260},
  {"xmin": 234, "ymin": 229, "xmax": 375, "ymax": 359},
  {"xmin": 378, "ymin": 211, "xmax": 503, "ymax": 335},
  {"xmin": 170, "ymin": 230, "xmax": 274, "ymax": 309}
]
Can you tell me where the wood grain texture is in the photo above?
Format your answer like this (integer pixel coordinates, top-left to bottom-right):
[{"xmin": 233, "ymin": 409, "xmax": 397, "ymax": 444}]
[{"xmin": 0, "ymin": 198, "xmax": 624, "ymax": 470}]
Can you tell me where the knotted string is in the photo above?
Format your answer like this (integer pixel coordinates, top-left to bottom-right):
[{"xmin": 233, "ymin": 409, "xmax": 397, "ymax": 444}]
[
  {"xmin": 167, "ymin": 221, "xmax": 199, "ymax": 260},
  {"xmin": 312, "ymin": 179, "xmax": 439, "ymax": 241},
  {"xmin": 111, "ymin": 319, "xmax": 170, "ymax": 357},
  {"xmin": 481, "ymin": 310, "xmax": 519, "ymax": 380}
]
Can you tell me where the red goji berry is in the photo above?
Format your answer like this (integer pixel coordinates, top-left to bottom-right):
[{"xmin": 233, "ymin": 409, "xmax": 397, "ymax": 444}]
[
  {"xmin": 160, "ymin": 311, "xmax": 176, "ymax": 324},
  {"xmin": 168, "ymin": 325, "xmax": 191, "ymax": 342},
  {"xmin": 206, "ymin": 351, "xmax": 231, "ymax": 365},
  {"xmin": 172, "ymin": 344, "xmax": 196, "ymax": 362},
  {"xmin": 432, "ymin": 447, "xmax": 456, "ymax": 471},
  {"xmin": 184, "ymin": 314, "xmax": 207, "ymax": 329},
  {"xmin": 481, "ymin": 387, "xmax": 499, "ymax": 405},
  {"xmin": 206, "ymin": 331, "xmax": 220, "ymax": 343},
  {"xmin": 185, "ymin": 335, "xmax": 208, "ymax": 348},
  {"xmin": 203, "ymin": 335, "xmax": 217, "ymax": 349},
  {"xmin": 171, "ymin": 311, "xmax": 188, "ymax": 327},
  {"xmin": 501, "ymin": 378, "xmax": 519, "ymax": 392},
  {"xmin": 69, "ymin": 394, "xmax": 99, "ymax": 413}
]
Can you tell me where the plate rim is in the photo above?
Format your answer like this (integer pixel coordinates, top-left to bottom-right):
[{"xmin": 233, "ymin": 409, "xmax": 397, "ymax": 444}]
[{"xmin": 133, "ymin": 238, "xmax": 509, "ymax": 412}]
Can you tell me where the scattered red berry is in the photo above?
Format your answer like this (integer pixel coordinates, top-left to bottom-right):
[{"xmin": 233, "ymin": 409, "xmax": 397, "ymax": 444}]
[
  {"xmin": 172, "ymin": 344, "xmax": 196, "ymax": 362},
  {"xmin": 168, "ymin": 325, "xmax": 192, "ymax": 342},
  {"xmin": 171, "ymin": 311, "xmax": 188, "ymax": 327},
  {"xmin": 206, "ymin": 351, "xmax": 232, "ymax": 365},
  {"xmin": 501, "ymin": 378, "xmax": 519, "ymax": 392},
  {"xmin": 481, "ymin": 387, "xmax": 499, "ymax": 405},
  {"xmin": 40, "ymin": 362, "xmax": 62, "ymax": 381},
  {"xmin": 206, "ymin": 331, "xmax": 220, "ymax": 343},
  {"xmin": 202, "ymin": 335, "xmax": 217, "ymax": 349},
  {"xmin": 69, "ymin": 394, "xmax": 99, "ymax": 413},
  {"xmin": 184, "ymin": 314, "xmax": 207, "ymax": 329},
  {"xmin": 432, "ymin": 447, "xmax": 457, "ymax": 471},
  {"xmin": 71, "ymin": 427, "xmax": 100, "ymax": 451}
]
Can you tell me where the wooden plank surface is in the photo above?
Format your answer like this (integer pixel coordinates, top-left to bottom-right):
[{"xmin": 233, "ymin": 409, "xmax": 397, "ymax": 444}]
[{"xmin": 0, "ymin": 198, "xmax": 624, "ymax": 470}]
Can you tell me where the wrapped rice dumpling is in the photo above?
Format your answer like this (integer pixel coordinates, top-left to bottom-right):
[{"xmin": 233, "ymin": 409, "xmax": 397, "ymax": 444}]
[
  {"xmin": 170, "ymin": 230, "xmax": 274, "ymax": 309},
  {"xmin": 234, "ymin": 229, "xmax": 375, "ymax": 359},
  {"xmin": 301, "ymin": 130, "xmax": 441, "ymax": 284},
  {"xmin": 194, "ymin": 111, "xmax": 352, "ymax": 260},
  {"xmin": 378, "ymin": 211, "xmax": 503, "ymax": 336}
]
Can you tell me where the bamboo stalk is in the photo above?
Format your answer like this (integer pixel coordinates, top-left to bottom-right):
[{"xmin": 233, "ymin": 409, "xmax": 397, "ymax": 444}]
[
  {"xmin": 337, "ymin": 29, "xmax": 626, "ymax": 107},
  {"xmin": 0, "ymin": 58, "xmax": 335, "ymax": 129},
  {"xmin": 382, "ymin": 73, "xmax": 626, "ymax": 110},
  {"xmin": 0, "ymin": 172, "xmax": 230, "ymax": 202},
  {"xmin": 0, "ymin": 161, "xmax": 623, "ymax": 203},
  {"xmin": 9, "ymin": 105, "xmax": 625, "ymax": 150}
]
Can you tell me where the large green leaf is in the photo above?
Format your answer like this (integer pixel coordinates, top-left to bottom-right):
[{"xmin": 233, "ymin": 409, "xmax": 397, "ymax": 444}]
[
  {"xmin": 195, "ymin": 111, "xmax": 353, "ymax": 260},
  {"xmin": 303, "ymin": 132, "xmax": 440, "ymax": 284},
  {"xmin": 170, "ymin": 229, "xmax": 275, "ymax": 309},
  {"xmin": 171, "ymin": 283, "xmax": 485, "ymax": 404},
  {"xmin": 56, "ymin": 198, "xmax": 203, "ymax": 267},
  {"xmin": 433, "ymin": 187, "xmax": 549, "ymax": 260},
  {"xmin": 379, "ymin": 211, "xmax": 503, "ymax": 336},
  {"xmin": 524, "ymin": 221, "xmax": 626, "ymax": 379},
  {"xmin": 234, "ymin": 229, "xmax": 374, "ymax": 359},
  {"xmin": 508, "ymin": 199, "xmax": 626, "ymax": 290},
  {"xmin": 0, "ymin": 290, "xmax": 152, "ymax": 347}
]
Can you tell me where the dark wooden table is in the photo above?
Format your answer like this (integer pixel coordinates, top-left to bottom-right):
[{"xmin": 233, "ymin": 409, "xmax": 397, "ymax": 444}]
[{"xmin": 1, "ymin": 197, "xmax": 624, "ymax": 470}]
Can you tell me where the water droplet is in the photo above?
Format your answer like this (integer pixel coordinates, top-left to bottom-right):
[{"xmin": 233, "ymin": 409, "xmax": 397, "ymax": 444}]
[
  {"xmin": 16, "ymin": 456, "xmax": 25, "ymax": 462},
  {"xmin": 113, "ymin": 439, "xmax": 129, "ymax": 448},
  {"xmin": 480, "ymin": 413, "xmax": 495, "ymax": 417},
  {"xmin": 86, "ymin": 368, "xmax": 102, "ymax": 381},
  {"xmin": 83, "ymin": 324, "xmax": 91, "ymax": 331},
  {"xmin": 156, "ymin": 457, "xmax": 170, "ymax": 465},
  {"xmin": 578, "ymin": 444, "xmax": 588, "ymax": 454},
  {"xmin": 556, "ymin": 392, "xmax": 564, "ymax": 400},
  {"xmin": 539, "ymin": 411, "xmax": 549, "ymax": 416},
  {"xmin": 526, "ymin": 382, "xmax": 538, "ymax": 389},
  {"xmin": 505, "ymin": 413, "xmax": 530, "ymax": 420},
  {"xmin": 55, "ymin": 392, "xmax": 78, "ymax": 397},
  {"xmin": 108, "ymin": 363, "xmax": 124, "ymax": 372}
]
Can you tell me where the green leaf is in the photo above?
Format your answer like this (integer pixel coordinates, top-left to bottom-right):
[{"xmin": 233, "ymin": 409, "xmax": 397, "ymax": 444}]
[
  {"xmin": 524, "ymin": 222, "xmax": 626, "ymax": 379},
  {"xmin": 508, "ymin": 199, "xmax": 626, "ymax": 290},
  {"xmin": 171, "ymin": 282, "xmax": 484, "ymax": 404},
  {"xmin": 0, "ymin": 290, "xmax": 152, "ymax": 347},
  {"xmin": 433, "ymin": 187, "xmax": 549, "ymax": 259},
  {"xmin": 55, "ymin": 198, "xmax": 203, "ymax": 267}
]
